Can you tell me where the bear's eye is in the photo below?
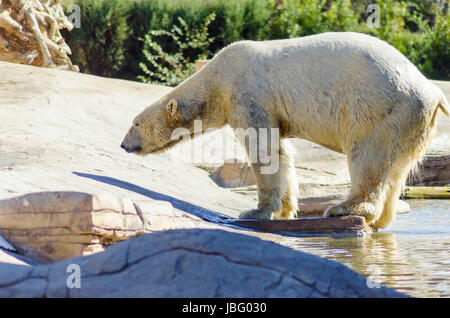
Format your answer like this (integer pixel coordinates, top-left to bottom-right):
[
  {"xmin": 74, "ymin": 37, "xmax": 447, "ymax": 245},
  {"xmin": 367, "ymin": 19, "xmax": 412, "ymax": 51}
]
[{"xmin": 135, "ymin": 123, "xmax": 140, "ymax": 127}]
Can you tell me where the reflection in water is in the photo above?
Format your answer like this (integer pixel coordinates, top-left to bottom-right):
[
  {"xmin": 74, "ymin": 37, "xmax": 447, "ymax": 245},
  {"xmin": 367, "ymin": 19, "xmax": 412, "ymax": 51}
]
[{"xmin": 274, "ymin": 200, "xmax": 450, "ymax": 297}]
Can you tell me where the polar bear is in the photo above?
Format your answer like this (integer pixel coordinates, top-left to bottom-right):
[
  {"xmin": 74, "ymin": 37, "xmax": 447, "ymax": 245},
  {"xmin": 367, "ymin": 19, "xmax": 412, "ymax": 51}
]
[{"xmin": 121, "ymin": 32, "xmax": 449, "ymax": 229}]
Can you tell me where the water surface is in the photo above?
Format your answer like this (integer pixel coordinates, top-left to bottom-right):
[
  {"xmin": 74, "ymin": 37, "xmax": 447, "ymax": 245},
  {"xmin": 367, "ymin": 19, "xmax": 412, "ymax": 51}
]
[{"xmin": 276, "ymin": 200, "xmax": 450, "ymax": 297}]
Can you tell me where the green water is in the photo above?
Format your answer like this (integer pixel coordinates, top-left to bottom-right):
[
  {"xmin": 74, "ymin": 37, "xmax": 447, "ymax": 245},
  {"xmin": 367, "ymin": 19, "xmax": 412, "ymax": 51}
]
[{"xmin": 278, "ymin": 200, "xmax": 450, "ymax": 297}]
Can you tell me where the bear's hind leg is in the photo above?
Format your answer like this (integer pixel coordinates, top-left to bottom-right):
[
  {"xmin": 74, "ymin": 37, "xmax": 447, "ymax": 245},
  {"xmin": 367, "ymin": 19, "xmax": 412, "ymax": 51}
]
[
  {"xmin": 324, "ymin": 134, "xmax": 395, "ymax": 225},
  {"xmin": 374, "ymin": 122, "xmax": 436, "ymax": 228},
  {"xmin": 324, "ymin": 198, "xmax": 381, "ymax": 224},
  {"xmin": 326, "ymin": 103, "xmax": 439, "ymax": 228},
  {"xmin": 372, "ymin": 163, "xmax": 410, "ymax": 229}
]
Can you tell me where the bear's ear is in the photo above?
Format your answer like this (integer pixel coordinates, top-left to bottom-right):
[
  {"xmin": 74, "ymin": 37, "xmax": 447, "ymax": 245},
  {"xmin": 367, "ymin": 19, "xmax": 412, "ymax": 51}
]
[{"xmin": 166, "ymin": 99, "xmax": 178, "ymax": 117}]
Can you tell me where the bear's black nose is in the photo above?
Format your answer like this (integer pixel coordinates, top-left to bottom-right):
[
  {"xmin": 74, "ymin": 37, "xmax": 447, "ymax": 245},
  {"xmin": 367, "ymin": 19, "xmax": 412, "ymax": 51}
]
[{"xmin": 121, "ymin": 143, "xmax": 142, "ymax": 153}]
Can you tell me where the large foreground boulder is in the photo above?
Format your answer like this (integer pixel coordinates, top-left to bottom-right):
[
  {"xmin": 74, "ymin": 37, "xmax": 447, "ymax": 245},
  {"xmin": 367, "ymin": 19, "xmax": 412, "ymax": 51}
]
[{"xmin": 0, "ymin": 229, "xmax": 405, "ymax": 297}]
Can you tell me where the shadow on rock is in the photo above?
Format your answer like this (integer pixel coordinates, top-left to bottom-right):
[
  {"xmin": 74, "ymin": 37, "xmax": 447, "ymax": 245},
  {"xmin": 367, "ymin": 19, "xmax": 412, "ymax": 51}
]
[
  {"xmin": 72, "ymin": 172, "xmax": 231, "ymax": 223},
  {"xmin": 0, "ymin": 229, "xmax": 406, "ymax": 297}
]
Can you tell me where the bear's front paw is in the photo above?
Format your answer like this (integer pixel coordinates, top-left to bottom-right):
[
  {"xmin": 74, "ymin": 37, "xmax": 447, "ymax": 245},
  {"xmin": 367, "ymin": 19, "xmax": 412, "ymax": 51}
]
[
  {"xmin": 324, "ymin": 201, "xmax": 377, "ymax": 223},
  {"xmin": 239, "ymin": 209, "xmax": 274, "ymax": 220}
]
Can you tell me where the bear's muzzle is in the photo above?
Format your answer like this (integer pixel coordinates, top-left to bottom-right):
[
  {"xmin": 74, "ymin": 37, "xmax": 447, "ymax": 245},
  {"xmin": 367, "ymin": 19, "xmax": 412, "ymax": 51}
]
[{"xmin": 120, "ymin": 142, "xmax": 142, "ymax": 153}]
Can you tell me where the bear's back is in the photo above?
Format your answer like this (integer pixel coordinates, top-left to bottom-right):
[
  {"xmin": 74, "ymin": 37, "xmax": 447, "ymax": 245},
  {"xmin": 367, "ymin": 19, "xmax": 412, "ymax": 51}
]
[
  {"xmin": 216, "ymin": 32, "xmax": 434, "ymax": 112},
  {"xmin": 219, "ymin": 32, "xmax": 425, "ymax": 88},
  {"xmin": 225, "ymin": 32, "xmax": 410, "ymax": 67}
]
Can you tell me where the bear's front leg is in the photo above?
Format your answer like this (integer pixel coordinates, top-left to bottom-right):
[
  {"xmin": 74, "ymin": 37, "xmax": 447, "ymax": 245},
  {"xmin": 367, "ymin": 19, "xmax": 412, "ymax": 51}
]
[
  {"xmin": 231, "ymin": 102, "xmax": 298, "ymax": 220},
  {"xmin": 240, "ymin": 183, "xmax": 286, "ymax": 220},
  {"xmin": 238, "ymin": 139, "xmax": 299, "ymax": 220},
  {"xmin": 239, "ymin": 184, "xmax": 283, "ymax": 220}
]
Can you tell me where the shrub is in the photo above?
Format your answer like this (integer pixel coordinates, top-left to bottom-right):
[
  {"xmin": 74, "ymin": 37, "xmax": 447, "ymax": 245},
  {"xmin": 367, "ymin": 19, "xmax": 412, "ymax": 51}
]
[
  {"xmin": 66, "ymin": 0, "xmax": 129, "ymax": 77},
  {"xmin": 62, "ymin": 0, "xmax": 449, "ymax": 81},
  {"xmin": 265, "ymin": 0, "xmax": 360, "ymax": 39},
  {"xmin": 414, "ymin": 6, "xmax": 450, "ymax": 79},
  {"xmin": 138, "ymin": 13, "xmax": 216, "ymax": 86},
  {"xmin": 124, "ymin": 0, "xmax": 270, "ymax": 78}
]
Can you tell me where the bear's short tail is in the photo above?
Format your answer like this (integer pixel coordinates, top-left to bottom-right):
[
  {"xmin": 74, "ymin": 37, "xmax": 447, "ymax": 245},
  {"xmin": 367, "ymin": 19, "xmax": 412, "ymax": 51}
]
[{"xmin": 439, "ymin": 94, "xmax": 450, "ymax": 117}]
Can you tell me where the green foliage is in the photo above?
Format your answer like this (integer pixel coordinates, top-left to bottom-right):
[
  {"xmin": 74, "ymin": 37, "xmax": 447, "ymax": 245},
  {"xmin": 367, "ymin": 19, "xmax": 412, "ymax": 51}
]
[
  {"xmin": 66, "ymin": 0, "xmax": 129, "ymax": 77},
  {"xmin": 372, "ymin": 0, "xmax": 409, "ymax": 44},
  {"xmin": 138, "ymin": 13, "xmax": 216, "ymax": 86},
  {"xmin": 361, "ymin": 0, "xmax": 449, "ymax": 79},
  {"xmin": 413, "ymin": 6, "xmax": 450, "ymax": 79},
  {"xmin": 62, "ymin": 0, "xmax": 449, "ymax": 81},
  {"xmin": 266, "ymin": 0, "xmax": 360, "ymax": 39},
  {"xmin": 124, "ymin": 0, "xmax": 269, "ymax": 77}
]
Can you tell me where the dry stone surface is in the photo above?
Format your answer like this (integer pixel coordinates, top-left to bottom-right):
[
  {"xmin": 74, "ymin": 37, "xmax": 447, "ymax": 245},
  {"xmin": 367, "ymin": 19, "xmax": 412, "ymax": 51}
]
[
  {"xmin": 210, "ymin": 160, "xmax": 256, "ymax": 188},
  {"xmin": 0, "ymin": 191, "xmax": 217, "ymax": 261}
]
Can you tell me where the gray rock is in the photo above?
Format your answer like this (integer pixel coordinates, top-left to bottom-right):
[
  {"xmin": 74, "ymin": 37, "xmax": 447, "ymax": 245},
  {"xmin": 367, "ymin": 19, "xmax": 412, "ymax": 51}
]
[
  {"xmin": 0, "ymin": 263, "xmax": 31, "ymax": 286},
  {"xmin": 407, "ymin": 155, "xmax": 450, "ymax": 186},
  {"xmin": 0, "ymin": 229, "xmax": 405, "ymax": 297}
]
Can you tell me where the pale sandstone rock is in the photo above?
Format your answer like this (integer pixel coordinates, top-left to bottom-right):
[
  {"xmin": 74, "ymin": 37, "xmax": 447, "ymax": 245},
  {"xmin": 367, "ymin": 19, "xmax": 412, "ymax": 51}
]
[
  {"xmin": 210, "ymin": 160, "xmax": 256, "ymax": 188},
  {"xmin": 0, "ymin": 61, "xmax": 251, "ymax": 220},
  {"xmin": 0, "ymin": 191, "xmax": 217, "ymax": 261}
]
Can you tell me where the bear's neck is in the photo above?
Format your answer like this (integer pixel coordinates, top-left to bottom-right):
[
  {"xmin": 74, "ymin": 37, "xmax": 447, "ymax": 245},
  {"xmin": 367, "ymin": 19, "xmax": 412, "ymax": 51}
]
[{"xmin": 170, "ymin": 65, "xmax": 229, "ymax": 132}]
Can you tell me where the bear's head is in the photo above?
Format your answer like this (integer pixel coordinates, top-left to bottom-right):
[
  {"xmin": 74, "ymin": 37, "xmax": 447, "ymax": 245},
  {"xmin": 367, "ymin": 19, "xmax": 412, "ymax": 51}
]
[{"xmin": 121, "ymin": 98, "xmax": 184, "ymax": 155}]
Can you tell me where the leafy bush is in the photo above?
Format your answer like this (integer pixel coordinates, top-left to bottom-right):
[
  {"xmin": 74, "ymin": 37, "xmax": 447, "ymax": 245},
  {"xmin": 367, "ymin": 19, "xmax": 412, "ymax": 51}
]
[
  {"xmin": 138, "ymin": 13, "xmax": 216, "ymax": 86},
  {"xmin": 66, "ymin": 0, "xmax": 129, "ymax": 77},
  {"xmin": 62, "ymin": 0, "xmax": 449, "ymax": 81},
  {"xmin": 413, "ymin": 6, "xmax": 450, "ymax": 79},
  {"xmin": 266, "ymin": 0, "xmax": 360, "ymax": 39},
  {"xmin": 361, "ymin": 0, "xmax": 449, "ymax": 79},
  {"xmin": 124, "ymin": 0, "xmax": 270, "ymax": 77}
]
